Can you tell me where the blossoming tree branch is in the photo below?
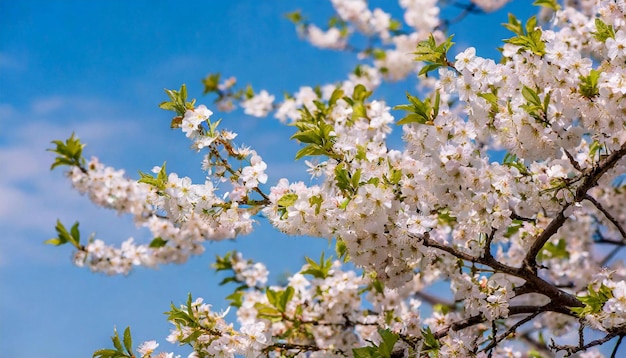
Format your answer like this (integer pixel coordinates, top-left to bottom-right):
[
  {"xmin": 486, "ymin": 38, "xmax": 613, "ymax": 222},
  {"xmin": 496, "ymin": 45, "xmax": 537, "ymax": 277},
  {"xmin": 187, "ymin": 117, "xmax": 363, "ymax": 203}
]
[{"xmin": 47, "ymin": 0, "xmax": 626, "ymax": 357}]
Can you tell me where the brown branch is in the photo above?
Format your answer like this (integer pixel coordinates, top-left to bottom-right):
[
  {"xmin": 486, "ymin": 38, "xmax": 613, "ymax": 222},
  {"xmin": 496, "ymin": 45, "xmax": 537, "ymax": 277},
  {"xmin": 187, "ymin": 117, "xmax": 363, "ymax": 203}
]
[
  {"xmin": 551, "ymin": 331, "xmax": 620, "ymax": 355},
  {"xmin": 523, "ymin": 207, "xmax": 570, "ymax": 272},
  {"xmin": 481, "ymin": 309, "xmax": 544, "ymax": 352},
  {"xmin": 611, "ymin": 335, "xmax": 624, "ymax": 358},
  {"xmin": 524, "ymin": 141, "xmax": 626, "ymax": 270},
  {"xmin": 414, "ymin": 291, "xmax": 456, "ymax": 310},
  {"xmin": 510, "ymin": 211, "xmax": 535, "ymax": 223},
  {"xmin": 265, "ymin": 342, "xmax": 346, "ymax": 356},
  {"xmin": 563, "ymin": 148, "xmax": 583, "ymax": 172},
  {"xmin": 433, "ymin": 304, "xmax": 571, "ymax": 340},
  {"xmin": 419, "ymin": 233, "xmax": 583, "ymax": 308},
  {"xmin": 518, "ymin": 330, "xmax": 552, "ymax": 356},
  {"xmin": 585, "ymin": 194, "xmax": 626, "ymax": 241}
]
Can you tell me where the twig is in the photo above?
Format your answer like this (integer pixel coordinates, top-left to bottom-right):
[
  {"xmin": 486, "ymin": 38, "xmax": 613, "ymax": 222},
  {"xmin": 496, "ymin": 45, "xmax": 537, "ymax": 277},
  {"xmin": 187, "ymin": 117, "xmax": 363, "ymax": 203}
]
[
  {"xmin": 481, "ymin": 309, "xmax": 544, "ymax": 352},
  {"xmin": 551, "ymin": 331, "xmax": 620, "ymax": 355},
  {"xmin": 585, "ymin": 194, "xmax": 626, "ymax": 240},
  {"xmin": 611, "ymin": 335, "xmax": 624, "ymax": 358},
  {"xmin": 563, "ymin": 148, "xmax": 583, "ymax": 172},
  {"xmin": 414, "ymin": 291, "xmax": 456, "ymax": 310},
  {"xmin": 433, "ymin": 304, "xmax": 571, "ymax": 340}
]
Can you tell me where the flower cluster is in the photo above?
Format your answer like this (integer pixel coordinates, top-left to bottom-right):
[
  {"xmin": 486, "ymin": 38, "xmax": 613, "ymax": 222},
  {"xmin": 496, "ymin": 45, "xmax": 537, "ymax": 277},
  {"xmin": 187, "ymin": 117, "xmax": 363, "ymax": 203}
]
[{"xmin": 54, "ymin": 1, "xmax": 626, "ymax": 357}]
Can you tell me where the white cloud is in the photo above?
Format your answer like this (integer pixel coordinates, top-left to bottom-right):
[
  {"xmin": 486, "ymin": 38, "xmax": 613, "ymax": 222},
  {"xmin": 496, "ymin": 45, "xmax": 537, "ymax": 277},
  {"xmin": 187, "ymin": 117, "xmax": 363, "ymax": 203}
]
[{"xmin": 0, "ymin": 97, "xmax": 152, "ymax": 268}]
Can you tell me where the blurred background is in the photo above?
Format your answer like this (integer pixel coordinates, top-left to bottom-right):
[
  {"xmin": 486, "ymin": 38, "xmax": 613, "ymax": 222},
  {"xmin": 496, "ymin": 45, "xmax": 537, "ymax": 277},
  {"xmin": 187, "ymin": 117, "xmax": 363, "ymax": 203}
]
[{"xmin": 0, "ymin": 1, "xmax": 535, "ymax": 357}]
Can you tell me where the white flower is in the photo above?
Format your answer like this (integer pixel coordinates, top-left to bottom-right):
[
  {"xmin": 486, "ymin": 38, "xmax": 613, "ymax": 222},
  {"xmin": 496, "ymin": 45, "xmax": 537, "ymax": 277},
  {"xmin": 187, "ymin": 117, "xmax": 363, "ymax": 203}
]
[
  {"xmin": 607, "ymin": 29, "xmax": 626, "ymax": 60},
  {"xmin": 181, "ymin": 105, "xmax": 213, "ymax": 137},
  {"xmin": 242, "ymin": 90, "xmax": 275, "ymax": 117},
  {"xmin": 240, "ymin": 154, "xmax": 268, "ymax": 189},
  {"xmin": 137, "ymin": 340, "xmax": 159, "ymax": 357},
  {"xmin": 307, "ymin": 25, "xmax": 346, "ymax": 49}
]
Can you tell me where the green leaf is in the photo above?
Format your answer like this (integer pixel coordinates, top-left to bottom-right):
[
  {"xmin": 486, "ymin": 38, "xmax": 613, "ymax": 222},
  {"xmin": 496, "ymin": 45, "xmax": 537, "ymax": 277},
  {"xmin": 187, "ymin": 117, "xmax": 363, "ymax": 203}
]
[
  {"xmin": 254, "ymin": 302, "xmax": 283, "ymax": 321},
  {"xmin": 285, "ymin": 10, "xmax": 303, "ymax": 24},
  {"xmin": 421, "ymin": 326, "xmax": 440, "ymax": 353},
  {"xmin": 161, "ymin": 84, "xmax": 195, "ymax": 117},
  {"xmin": 335, "ymin": 238, "xmax": 349, "ymax": 262},
  {"xmin": 522, "ymin": 86, "xmax": 541, "ymax": 106},
  {"xmin": 137, "ymin": 167, "xmax": 167, "ymax": 191},
  {"xmin": 70, "ymin": 222, "xmax": 80, "ymax": 246},
  {"xmin": 579, "ymin": 69, "xmax": 600, "ymax": 99},
  {"xmin": 212, "ymin": 251, "xmax": 234, "ymax": 271},
  {"xmin": 418, "ymin": 63, "xmax": 443, "ymax": 76},
  {"xmin": 309, "ymin": 194, "xmax": 323, "ymax": 215},
  {"xmin": 533, "ymin": 0, "xmax": 559, "ymax": 11},
  {"xmin": 328, "ymin": 87, "xmax": 344, "ymax": 107},
  {"xmin": 413, "ymin": 34, "xmax": 454, "ymax": 75},
  {"xmin": 278, "ymin": 193, "xmax": 298, "ymax": 208},
  {"xmin": 92, "ymin": 349, "xmax": 122, "ymax": 358},
  {"xmin": 266, "ymin": 288, "xmax": 279, "ymax": 308},
  {"xmin": 111, "ymin": 327, "xmax": 123, "ymax": 352},
  {"xmin": 46, "ymin": 220, "xmax": 81, "ymax": 247},
  {"xmin": 226, "ymin": 291, "xmax": 244, "ymax": 308},
  {"xmin": 503, "ymin": 15, "xmax": 545, "ymax": 56},
  {"xmin": 277, "ymin": 286, "xmax": 295, "ymax": 313},
  {"xmin": 122, "ymin": 327, "xmax": 132, "ymax": 355},
  {"xmin": 352, "ymin": 84, "xmax": 371, "ymax": 102},
  {"xmin": 394, "ymin": 91, "xmax": 439, "ymax": 126},
  {"xmin": 377, "ymin": 329, "xmax": 399, "ymax": 358},
  {"xmin": 571, "ymin": 284, "xmax": 614, "ymax": 317},
  {"xmin": 44, "ymin": 238, "xmax": 64, "ymax": 246},
  {"xmin": 291, "ymin": 130, "xmax": 323, "ymax": 145},
  {"xmin": 48, "ymin": 133, "xmax": 86, "ymax": 170},
  {"xmin": 389, "ymin": 19, "xmax": 401, "ymax": 32},
  {"xmin": 593, "ymin": 18, "xmax": 615, "ymax": 42},
  {"xmin": 149, "ymin": 237, "xmax": 168, "ymax": 248},
  {"xmin": 301, "ymin": 252, "xmax": 333, "ymax": 279},
  {"xmin": 353, "ymin": 346, "xmax": 380, "ymax": 358},
  {"xmin": 478, "ymin": 92, "xmax": 498, "ymax": 106}
]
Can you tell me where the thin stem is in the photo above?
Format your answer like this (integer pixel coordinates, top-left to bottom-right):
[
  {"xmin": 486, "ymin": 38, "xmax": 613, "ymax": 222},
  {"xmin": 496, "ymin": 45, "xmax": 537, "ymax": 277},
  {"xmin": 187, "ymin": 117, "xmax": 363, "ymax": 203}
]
[
  {"xmin": 585, "ymin": 194, "xmax": 626, "ymax": 240},
  {"xmin": 611, "ymin": 335, "xmax": 624, "ymax": 358}
]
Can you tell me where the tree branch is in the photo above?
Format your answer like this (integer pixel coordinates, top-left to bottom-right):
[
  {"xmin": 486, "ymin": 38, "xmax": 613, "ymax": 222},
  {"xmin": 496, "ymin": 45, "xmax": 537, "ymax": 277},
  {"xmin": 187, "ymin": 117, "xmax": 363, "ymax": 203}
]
[
  {"xmin": 524, "ymin": 141, "xmax": 626, "ymax": 270},
  {"xmin": 419, "ymin": 233, "xmax": 583, "ymax": 308},
  {"xmin": 551, "ymin": 331, "xmax": 620, "ymax": 355},
  {"xmin": 433, "ymin": 304, "xmax": 571, "ymax": 340},
  {"xmin": 585, "ymin": 194, "xmax": 626, "ymax": 241}
]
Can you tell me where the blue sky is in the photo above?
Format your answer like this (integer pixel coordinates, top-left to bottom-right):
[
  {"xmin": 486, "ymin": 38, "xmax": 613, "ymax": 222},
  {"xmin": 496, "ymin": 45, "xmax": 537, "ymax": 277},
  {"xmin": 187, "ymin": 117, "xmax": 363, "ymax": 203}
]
[{"xmin": 0, "ymin": 1, "xmax": 536, "ymax": 357}]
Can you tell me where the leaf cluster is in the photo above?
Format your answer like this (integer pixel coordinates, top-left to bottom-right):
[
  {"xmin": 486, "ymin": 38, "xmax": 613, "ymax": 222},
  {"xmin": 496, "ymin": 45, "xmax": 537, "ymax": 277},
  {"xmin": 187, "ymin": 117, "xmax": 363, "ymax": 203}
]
[
  {"xmin": 532, "ymin": 0, "xmax": 560, "ymax": 11},
  {"xmin": 45, "ymin": 220, "xmax": 82, "ymax": 248},
  {"xmin": 277, "ymin": 192, "xmax": 299, "ymax": 219},
  {"xmin": 413, "ymin": 34, "xmax": 455, "ymax": 76},
  {"xmin": 291, "ymin": 105, "xmax": 337, "ymax": 160},
  {"xmin": 159, "ymin": 84, "xmax": 196, "ymax": 128},
  {"xmin": 394, "ymin": 91, "xmax": 440, "ymax": 126},
  {"xmin": 48, "ymin": 132, "xmax": 86, "ymax": 170},
  {"xmin": 592, "ymin": 18, "xmax": 615, "ymax": 42},
  {"xmin": 301, "ymin": 252, "xmax": 333, "ymax": 279},
  {"xmin": 579, "ymin": 69, "xmax": 600, "ymax": 99},
  {"xmin": 502, "ymin": 152, "xmax": 530, "ymax": 176},
  {"xmin": 503, "ymin": 15, "xmax": 545, "ymax": 56},
  {"xmin": 137, "ymin": 162, "xmax": 168, "ymax": 191},
  {"xmin": 255, "ymin": 287, "xmax": 295, "ymax": 322},
  {"xmin": 571, "ymin": 284, "xmax": 613, "ymax": 317},
  {"xmin": 93, "ymin": 327, "xmax": 134, "ymax": 358},
  {"xmin": 520, "ymin": 86, "xmax": 550, "ymax": 126},
  {"xmin": 353, "ymin": 329, "xmax": 399, "ymax": 358}
]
